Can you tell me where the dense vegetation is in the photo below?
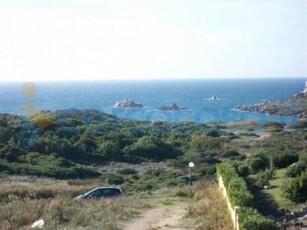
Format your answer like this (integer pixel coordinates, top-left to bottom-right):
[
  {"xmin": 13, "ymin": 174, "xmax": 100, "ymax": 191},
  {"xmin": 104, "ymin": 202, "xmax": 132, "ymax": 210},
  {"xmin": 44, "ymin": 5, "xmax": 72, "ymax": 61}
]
[
  {"xmin": 0, "ymin": 109, "xmax": 306, "ymax": 229},
  {"xmin": 0, "ymin": 109, "xmax": 306, "ymax": 181},
  {"xmin": 0, "ymin": 109, "xmax": 231, "ymax": 178}
]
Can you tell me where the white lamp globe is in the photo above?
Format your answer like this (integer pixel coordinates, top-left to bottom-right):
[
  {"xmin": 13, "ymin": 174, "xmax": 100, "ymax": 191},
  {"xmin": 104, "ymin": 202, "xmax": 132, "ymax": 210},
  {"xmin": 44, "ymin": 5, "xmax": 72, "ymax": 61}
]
[{"xmin": 189, "ymin": 162, "xmax": 195, "ymax": 168}]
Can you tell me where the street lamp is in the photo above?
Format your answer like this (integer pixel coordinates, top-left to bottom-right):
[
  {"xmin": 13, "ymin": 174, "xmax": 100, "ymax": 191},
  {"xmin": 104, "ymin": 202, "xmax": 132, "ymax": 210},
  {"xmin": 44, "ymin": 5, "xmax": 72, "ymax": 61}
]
[{"xmin": 189, "ymin": 162, "xmax": 195, "ymax": 186}]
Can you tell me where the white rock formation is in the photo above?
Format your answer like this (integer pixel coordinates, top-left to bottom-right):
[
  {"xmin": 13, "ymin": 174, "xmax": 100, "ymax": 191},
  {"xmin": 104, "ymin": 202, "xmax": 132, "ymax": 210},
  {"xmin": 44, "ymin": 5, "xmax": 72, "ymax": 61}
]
[
  {"xmin": 303, "ymin": 81, "xmax": 307, "ymax": 93},
  {"xmin": 114, "ymin": 99, "xmax": 143, "ymax": 108}
]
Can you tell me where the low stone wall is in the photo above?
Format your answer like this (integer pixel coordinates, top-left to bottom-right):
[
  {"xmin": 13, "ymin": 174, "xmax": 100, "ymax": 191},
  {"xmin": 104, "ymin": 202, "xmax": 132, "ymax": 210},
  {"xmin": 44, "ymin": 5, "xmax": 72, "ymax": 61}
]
[{"xmin": 218, "ymin": 176, "xmax": 240, "ymax": 230}]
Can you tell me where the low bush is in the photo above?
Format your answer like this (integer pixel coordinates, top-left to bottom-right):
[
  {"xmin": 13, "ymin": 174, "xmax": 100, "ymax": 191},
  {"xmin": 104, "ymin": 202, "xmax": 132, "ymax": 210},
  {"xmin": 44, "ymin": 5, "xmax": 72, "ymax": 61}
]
[
  {"xmin": 239, "ymin": 207, "xmax": 278, "ymax": 230},
  {"xmin": 116, "ymin": 168, "xmax": 138, "ymax": 175},
  {"xmin": 0, "ymin": 152, "xmax": 101, "ymax": 179},
  {"xmin": 237, "ymin": 164, "xmax": 249, "ymax": 177},
  {"xmin": 282, "ymin": 172, "xmax": 307, "ymax": 203},
  {"xmin": 99, "ymin": 173, "xmax": 125, "ymax": 185},
  {"xmin": 285, "ymin": 161, "xmax": 306, "ymax": 178},
  {"xmin": 255, "ymin": 168, "xmax": 275, "ymax": 189},
  {"xmin": 271, "ymin": 152, "xmax": 299, "ymax": 168},
  {"xmin": 247, "ymin": 157, "xmax": 268, "ymax": 174}
]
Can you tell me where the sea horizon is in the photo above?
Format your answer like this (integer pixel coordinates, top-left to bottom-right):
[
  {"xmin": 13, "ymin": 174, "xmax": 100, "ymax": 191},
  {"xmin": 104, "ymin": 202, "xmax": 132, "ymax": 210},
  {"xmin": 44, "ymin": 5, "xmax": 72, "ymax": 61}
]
[{"xmin": 0, "ymin": 78, "xmax": 306, "ymax": 124}]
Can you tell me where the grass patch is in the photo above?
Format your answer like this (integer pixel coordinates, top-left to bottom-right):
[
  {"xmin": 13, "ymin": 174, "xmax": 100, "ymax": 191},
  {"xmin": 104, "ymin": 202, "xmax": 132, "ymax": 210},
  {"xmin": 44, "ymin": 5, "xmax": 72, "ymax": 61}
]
[{"xmin": 263, "ymin": 169, "xmax": 306, "ymax": 211}]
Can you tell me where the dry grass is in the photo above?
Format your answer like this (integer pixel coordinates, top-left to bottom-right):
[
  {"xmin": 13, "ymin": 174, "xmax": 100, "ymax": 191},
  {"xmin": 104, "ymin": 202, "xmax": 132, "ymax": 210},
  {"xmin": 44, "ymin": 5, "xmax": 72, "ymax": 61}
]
[
  {"xmin": 171, "ymin": 181, "xmax": 233, "ymax": 230},
  {"xmin": 0, "ymin": 176, "xmax": 233, "ymax": 230},
  {"xmin": 0, "ymin": 176, "xmax": 149, "ymax": 230},
  {"xmin": 0, "ymin": 196, "xmax": 150, "ymax": 230}
]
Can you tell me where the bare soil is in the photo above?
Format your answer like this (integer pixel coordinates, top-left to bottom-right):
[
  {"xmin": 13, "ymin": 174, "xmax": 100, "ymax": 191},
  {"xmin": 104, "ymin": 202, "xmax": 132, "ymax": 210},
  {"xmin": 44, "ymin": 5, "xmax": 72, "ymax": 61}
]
[{"xmin": 124, "ymin": 203, "xmax": 191, "ymax": 230}]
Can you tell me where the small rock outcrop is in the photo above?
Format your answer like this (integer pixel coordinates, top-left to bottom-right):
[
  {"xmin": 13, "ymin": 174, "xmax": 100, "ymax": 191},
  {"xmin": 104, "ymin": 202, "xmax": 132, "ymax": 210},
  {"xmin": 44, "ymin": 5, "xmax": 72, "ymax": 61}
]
[
  {"xmin": 211, "ymin": 96, "xmax": 220, "ymax": 100},
  {"xmin": 114, "ymin": 99, "xmax": 143, "ymax": 108},
  {"xmin": 159, "ymin": 103, "xmax": 187, "ymax": 111}
]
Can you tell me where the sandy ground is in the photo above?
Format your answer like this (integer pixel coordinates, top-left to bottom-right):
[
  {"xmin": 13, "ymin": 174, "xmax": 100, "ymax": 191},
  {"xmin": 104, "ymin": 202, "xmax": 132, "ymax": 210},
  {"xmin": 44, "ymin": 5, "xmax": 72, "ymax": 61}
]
[{"xmin": 124, "ymin": 203, "xmax": 192, "ymax": 230}]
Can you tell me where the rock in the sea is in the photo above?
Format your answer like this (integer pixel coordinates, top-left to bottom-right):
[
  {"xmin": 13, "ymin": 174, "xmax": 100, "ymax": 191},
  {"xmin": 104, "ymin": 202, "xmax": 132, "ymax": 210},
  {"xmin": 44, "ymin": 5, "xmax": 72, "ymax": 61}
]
[
  {"xmin": 160, "ymin": 103, "xmax": 187, "ymax": 111},
  {"xmin": 114, "ymin": 99, "xmax": 143, "ymax": 108}
]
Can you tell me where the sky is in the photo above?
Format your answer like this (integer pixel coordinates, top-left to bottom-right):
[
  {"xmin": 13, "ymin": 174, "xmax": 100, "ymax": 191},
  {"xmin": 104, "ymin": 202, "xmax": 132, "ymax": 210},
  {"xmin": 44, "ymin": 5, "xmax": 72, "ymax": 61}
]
[{"xmin": 0, "ymin": 0, "xmax": 306, "ymax": 81}]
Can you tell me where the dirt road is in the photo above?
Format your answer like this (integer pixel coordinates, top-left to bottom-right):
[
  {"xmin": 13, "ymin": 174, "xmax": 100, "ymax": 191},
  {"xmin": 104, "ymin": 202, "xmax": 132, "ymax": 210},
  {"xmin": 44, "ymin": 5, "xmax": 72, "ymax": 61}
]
[{"xmin": 124, "ymin": 203, "xmax": 191, "ymax": 230}]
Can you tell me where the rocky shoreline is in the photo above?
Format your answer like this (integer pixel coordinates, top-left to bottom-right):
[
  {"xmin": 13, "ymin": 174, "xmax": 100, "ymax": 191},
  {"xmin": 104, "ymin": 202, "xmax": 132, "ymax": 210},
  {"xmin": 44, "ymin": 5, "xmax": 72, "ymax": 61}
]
[{"xmin": 235, "ymin": 92, "xmax": 307, "ymax": 119}]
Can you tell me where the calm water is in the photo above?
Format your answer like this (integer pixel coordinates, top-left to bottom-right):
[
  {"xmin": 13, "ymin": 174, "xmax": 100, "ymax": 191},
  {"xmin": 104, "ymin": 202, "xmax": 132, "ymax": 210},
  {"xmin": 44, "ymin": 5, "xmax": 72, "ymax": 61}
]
[{"xmin": 0, "ymin": 78, "xmax": 306, "ymax": 123}]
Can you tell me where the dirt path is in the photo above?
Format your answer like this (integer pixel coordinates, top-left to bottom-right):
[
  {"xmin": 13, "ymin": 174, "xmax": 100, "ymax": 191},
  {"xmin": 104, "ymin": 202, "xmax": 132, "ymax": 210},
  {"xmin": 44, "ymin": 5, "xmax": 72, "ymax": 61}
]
[
  {"xmin": 124, "ymin": 203, "xmax": 190, "ymax": 230},
  {"xmin": 255, "ymin": 132, "xmax": 271, "ymax": 140}
]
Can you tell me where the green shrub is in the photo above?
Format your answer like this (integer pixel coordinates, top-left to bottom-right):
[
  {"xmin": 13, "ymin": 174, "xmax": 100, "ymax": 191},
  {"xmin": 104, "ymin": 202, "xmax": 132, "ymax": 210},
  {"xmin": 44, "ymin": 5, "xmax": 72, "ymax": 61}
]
[
  {"xmin": 97, "ymin": 141, "xmax": 123, "ymax": 161},
  {"xmin": 227, "ymin": 178, "xmax": 253, "ymax": 207},
  {"xmin": 255, "ymin": 168, "xmax": 275, "ymax": 189},
  {"xmin": 239, "ymin": 208, "xmax": 278, "ymax": 230},
  {"xmin": 237, "ymin": 164, "xmax": 249, "ymax": 177},
  {"xmin": 248, "ymin": 158, "xmax": 266, "ymax": 174},
  {"xmin": 99, "ymin": 173, "xmax": 125, "ymax": 185},
  {"xmin": 216, "ymin": 163, "xmax": 253, "ymax": 207},
  {"xmin": 124, "ymin": 135, "xmax": 181, "ymax": 162},
  {"xmin": 0, "ymin": 156, "xmax": 100, "ymax": 179},
  {"xmin": 200, "ymin": 164, "xmax": 216, "ymax": 176},
  {"xmin": 116, "ymin": 168, "xmax": 138, "ymax": 175},
  {"xmin": 222, "ymin": 150, "xmax": 240, "ymax": 158},
  {"xmin": 271, "ymin": 152, "xmax": 299, "ymax": 168},
  {"xmin": 282, "ymin": 172, "xmax": 307, "ymax": 203},
  {"xmin": 285, "ymin": 161, "xmax": 306, "ymax": 178}
]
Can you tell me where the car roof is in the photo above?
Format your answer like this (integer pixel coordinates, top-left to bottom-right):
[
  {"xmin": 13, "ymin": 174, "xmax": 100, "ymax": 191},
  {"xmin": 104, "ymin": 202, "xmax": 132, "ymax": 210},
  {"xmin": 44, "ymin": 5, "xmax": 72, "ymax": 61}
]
[{"xmin": 83, "ymin": 186, "xmax": 122, "ymax": 196}]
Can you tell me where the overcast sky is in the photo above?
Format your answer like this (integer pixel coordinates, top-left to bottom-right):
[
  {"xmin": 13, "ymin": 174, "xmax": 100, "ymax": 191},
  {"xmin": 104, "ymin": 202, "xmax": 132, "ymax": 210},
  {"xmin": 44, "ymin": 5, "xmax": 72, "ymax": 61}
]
[{"xmin": 0, "ymin": 0, "xmax": 306, "ymax": 81}]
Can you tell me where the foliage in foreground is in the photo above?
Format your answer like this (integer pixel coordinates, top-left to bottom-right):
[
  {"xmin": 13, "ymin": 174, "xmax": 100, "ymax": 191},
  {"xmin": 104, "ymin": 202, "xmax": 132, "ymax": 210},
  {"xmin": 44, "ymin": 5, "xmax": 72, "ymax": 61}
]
[{"xmin": 217, "ymin": 163, "xmax": 277, "ymax": 230}]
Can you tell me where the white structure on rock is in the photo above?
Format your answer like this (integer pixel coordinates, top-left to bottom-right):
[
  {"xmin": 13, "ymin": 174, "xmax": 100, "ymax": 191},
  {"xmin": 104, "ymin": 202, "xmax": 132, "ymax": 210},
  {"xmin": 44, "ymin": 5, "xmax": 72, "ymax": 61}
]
[{"xmin": 304, "ymin": 81, "xmax": 307, "ymax": 93}]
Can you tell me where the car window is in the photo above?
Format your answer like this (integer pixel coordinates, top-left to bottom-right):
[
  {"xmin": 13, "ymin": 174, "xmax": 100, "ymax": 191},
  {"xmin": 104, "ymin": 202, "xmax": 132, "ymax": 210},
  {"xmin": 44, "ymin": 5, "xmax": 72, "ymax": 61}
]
[
  {"xmin": 87, "ymin": 189, "xmax": 101, "ymax": 198},
  {"xmin": 87, "ymin": 188, "xmax": 121, "ymax": 198},
  {"xmin": 102, "ymin": 188, "xmax": 121, "ymax": 196}
]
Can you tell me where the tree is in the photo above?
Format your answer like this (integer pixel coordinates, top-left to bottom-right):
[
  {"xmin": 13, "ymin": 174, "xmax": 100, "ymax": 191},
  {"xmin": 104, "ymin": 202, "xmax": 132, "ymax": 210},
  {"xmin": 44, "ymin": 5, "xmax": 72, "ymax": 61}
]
[
  {"xmin": 271, "ymin": 151, "xmax": 299, "ymax": 168},
  {"xmin": 97, "ymin": 141, "xmax": 123, "ymax": 161}
]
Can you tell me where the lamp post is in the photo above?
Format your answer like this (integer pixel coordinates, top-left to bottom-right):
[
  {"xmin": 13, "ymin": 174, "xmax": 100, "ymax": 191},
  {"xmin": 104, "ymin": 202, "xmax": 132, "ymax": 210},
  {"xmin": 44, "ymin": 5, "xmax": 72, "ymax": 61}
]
[{"xmin": 189, "ymin": 162, "xmax": 195, "ymax": 186}]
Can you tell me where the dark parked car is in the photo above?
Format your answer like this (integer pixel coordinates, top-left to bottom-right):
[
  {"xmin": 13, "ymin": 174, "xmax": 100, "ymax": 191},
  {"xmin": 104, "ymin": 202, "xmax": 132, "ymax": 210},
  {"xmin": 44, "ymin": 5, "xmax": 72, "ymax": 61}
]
[{"xmin": 75, "ymin": 186, "xmax": 123, "ymax": 200}]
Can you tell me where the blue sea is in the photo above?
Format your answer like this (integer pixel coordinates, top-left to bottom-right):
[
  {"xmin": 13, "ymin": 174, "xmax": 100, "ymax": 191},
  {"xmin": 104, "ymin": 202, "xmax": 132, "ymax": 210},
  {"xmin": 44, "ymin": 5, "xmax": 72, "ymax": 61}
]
[{"xmin": 0, "ymin": 78, "xmax": 306, "ymax": 124}]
